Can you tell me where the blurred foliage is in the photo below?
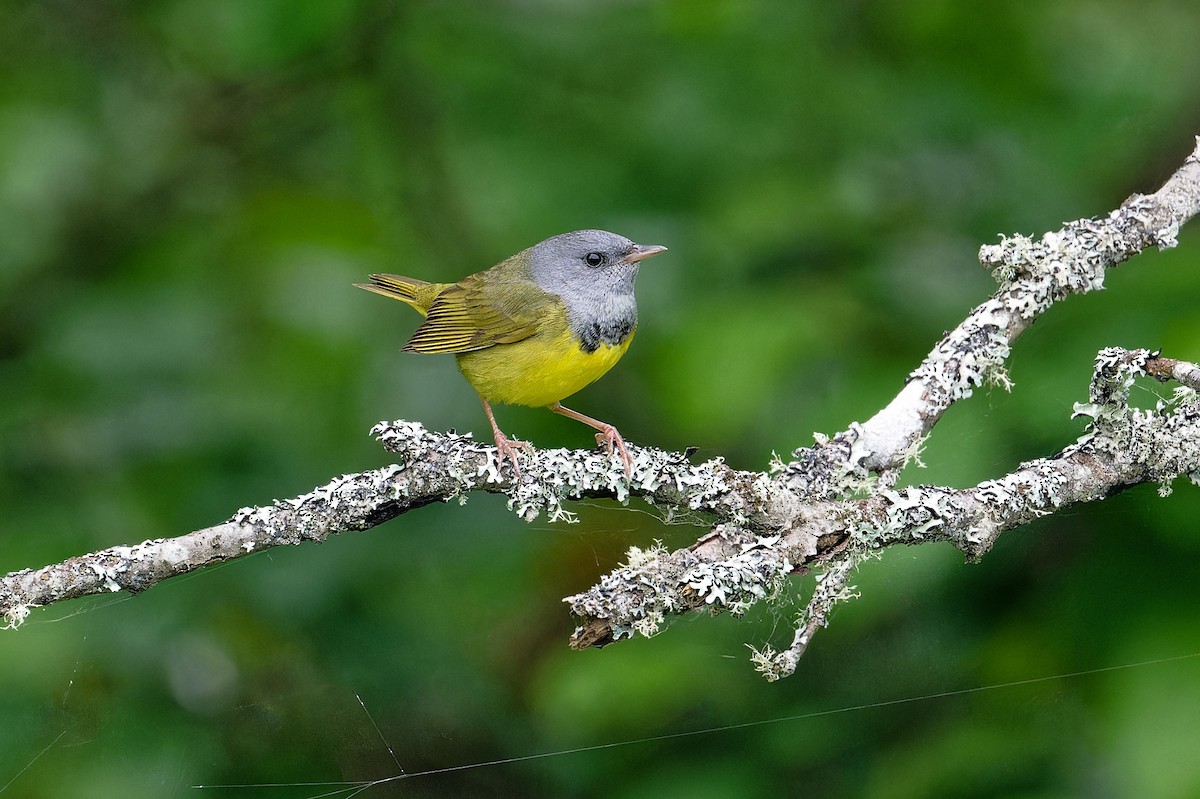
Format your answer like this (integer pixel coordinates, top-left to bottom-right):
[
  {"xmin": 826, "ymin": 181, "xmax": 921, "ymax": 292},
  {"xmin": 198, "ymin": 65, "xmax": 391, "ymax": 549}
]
[{"xmin": 3, "ymin": 0, "xmax": 1200, "ymax": 797}]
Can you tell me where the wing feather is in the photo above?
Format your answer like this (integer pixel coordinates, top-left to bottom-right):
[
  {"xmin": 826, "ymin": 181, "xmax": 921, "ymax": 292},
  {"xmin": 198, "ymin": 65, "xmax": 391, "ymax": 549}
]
[{"xmin": 403, "ymin": 270, "xmax": 550, "ymax": 354}]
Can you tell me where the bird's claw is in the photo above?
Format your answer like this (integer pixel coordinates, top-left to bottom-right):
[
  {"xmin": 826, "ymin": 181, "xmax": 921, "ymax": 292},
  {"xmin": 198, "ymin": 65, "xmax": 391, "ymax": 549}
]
[
  {"xmin": 493, "ymin": 434, "xmax": 533, "ymax": 476},
  {"xmin": 594, "ymin": 426, "xmax": 633, "ymax": 479}
]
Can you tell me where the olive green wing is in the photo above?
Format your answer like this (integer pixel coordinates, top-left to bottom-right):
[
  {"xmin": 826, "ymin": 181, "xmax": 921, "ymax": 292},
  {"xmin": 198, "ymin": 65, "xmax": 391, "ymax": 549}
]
[{"xmin": 403, "ymin": 270, "xmax": 553, "ymax": 354}]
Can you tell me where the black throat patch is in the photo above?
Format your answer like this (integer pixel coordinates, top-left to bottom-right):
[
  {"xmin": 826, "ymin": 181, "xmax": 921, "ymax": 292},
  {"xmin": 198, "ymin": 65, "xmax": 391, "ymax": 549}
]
[{"xmin": 576, "ymin": 315, "xmax": 636, "ymax": 353}]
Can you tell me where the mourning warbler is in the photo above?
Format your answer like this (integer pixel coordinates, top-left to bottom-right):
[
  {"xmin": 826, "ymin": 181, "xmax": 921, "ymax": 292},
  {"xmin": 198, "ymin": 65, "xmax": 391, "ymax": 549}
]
[{"xmin": 356, "ymin": 230, "xmax": 666, "ymax": 475}]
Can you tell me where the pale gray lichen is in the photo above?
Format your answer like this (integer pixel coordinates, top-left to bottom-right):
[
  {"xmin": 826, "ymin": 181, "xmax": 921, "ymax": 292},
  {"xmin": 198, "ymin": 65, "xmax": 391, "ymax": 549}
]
[
  {"xmin": 372, "ymin": 420, "xmax": 496, "ymax": 498},
  {"xmin": 986, "ymin": 364, "xmax": 1014, "ymax": 392},
  {"xmin": 834, "ymin": 424, "xmax": 883, "ymax": 495},
  {"xmin": 371, "ymin": 419, "xmax": 774, "ymax": 526},
  {"xmin": 682, "ymin": 539, "xmax": 792, "ymax": 617},
  {"xmin": 1125, "ymin": 387, "xmax": 1200, "ymax": 491},
  {"xmin": 1171, "ymin": 385, "xmax": 1198, "ymax": 407},
  {"xmin": 957, "ymin": 352, "xmax": 1200, "ymax": 556},
  {"xmin": 781, "ymin": 425, "xmax": 866, "ymax": 500},
  {"xmin": 1088, "ymin": 347, "xmax": 1149, "ymax": 406},
  {"xmin": 89, "ymin": 558, "xmax": 125, "ymax": 592},
  {"xmin": 980, "ymin": 222, "xmax": 1110, "ymax": 297},
  {"xmin": 972, "ymin": 470, "xmax": 1063, "ymax": 531},
  {"xmin": 850, "ymin": 486, "xmax": 953, "ymax": 549},
  {"xmin": 886, "ymin": 487, "xmax": 948, "ymax": 539},
  {"xmin": 785, "ymin": 424, "xmax": 878, "ymax": 500},
  {"xmin": 565, "ymin": 544, "xmax": 687, "ymax": 642},
  {"xmin": 746, "ymin": 643, "xmax": 788, "ymax": 680},
  {"xmin": 1072, "ymin": 351, "xmax": 1200, "ymax": 482},
  {"xmin": 506, "ymin": 444, "xmax": 671, "ymax": 522},
  {"xmin": 629, "ymin": 608, "xmax": 666, "ymax": 639},
  {"xmin": 624, "ymin": 540, "xmax": 668, "ymax": 568},
  {"xmin": 980, "ymin": 191, "xmax": 1187, "ymax": 310},
  {"xmin": 898, "ymin": 433, "xmax": 928, "ymax": 473},
  {"xmin": 3, "ymin": 604, "xmax": 31, "ymax": 630},
  {"xmin": 565, "ymin": 527, "xmax": 795, "ymax": 642},
  {"xmin": 749, "ymin": 554, "xmax": 860, "ymax": 681},
  {"xmin": 908, "ymin": 319, "xmax": 1011, "ymax": 410}
]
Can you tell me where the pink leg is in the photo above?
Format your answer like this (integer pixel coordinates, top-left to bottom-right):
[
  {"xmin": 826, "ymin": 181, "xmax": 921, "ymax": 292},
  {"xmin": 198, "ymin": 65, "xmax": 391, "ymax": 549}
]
[
  {"xmin": 481, "ymin": 397, "xmax": 531, "ymax": 475},
  {"xmin": 549, "ymin": 402, "xmax": 633, "ymax": 478}
]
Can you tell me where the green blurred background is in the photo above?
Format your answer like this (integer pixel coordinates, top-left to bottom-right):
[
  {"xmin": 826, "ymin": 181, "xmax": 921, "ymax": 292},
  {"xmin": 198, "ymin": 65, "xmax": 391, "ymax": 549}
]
[{"xmin": 3, "ymin": 1, "xmax": 1200, "ymax": 796}]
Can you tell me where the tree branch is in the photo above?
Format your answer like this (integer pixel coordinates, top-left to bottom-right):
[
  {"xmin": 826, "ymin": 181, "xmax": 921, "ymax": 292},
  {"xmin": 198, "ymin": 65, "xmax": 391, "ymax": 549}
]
[
  {"xmin": 4, "ymin": 137, "xmax": 1199, "ymax": 683},
  {"xmin": 0, "ymin": 427, "xmax": 784, "ymax": 628}
]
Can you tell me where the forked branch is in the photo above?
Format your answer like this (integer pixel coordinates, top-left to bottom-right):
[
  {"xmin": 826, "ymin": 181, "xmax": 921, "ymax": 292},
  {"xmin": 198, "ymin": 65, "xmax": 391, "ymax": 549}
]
[{"xmin": 4, "ymin": 137, "xmax": 1199, "ymax": 682}]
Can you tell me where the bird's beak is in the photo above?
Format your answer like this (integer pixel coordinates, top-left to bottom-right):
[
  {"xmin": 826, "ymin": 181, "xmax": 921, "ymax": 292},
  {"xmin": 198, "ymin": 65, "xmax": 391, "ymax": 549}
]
[{"xmin": 625, "ymin": 243, "xmax": 668, "ymax": 263}]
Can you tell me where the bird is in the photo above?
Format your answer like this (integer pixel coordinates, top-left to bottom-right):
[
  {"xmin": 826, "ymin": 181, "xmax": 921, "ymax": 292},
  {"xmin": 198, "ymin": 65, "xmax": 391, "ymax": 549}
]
[{"xmin": 356, "ymin": 229, "xmax": 666, "ymax": 476}]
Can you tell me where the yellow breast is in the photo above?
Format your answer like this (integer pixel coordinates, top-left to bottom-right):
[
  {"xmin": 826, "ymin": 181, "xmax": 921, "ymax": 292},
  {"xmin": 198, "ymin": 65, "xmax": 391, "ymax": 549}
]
[{"xmin": 456, "ymin": 326, "xmax": 634, "ymax": 408}]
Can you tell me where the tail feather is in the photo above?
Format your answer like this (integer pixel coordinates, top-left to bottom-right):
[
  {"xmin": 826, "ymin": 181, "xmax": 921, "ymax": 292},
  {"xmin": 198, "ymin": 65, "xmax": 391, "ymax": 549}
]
[{"xmin": 355, "ymin": 274, "xmax": 438, "ymax": 315}]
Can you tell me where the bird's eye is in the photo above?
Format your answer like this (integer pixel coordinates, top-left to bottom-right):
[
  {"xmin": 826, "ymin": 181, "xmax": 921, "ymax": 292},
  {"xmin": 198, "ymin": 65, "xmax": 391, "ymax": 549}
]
[{"xmin": 583, "ymin": 251, "xmax": 604, "ymax": 267}]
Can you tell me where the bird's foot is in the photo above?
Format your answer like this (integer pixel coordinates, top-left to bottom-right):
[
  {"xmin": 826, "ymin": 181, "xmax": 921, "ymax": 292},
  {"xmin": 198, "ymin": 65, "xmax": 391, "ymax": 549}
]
[
  {"xmin": 545, "ymin": 402, "xmax": 633, "ymax": 481},
  {"xmin": 594, "ymin": 426, "xmax": 633, "ymax": 479},
  {"xmin": 493, "ymin": 432, "xmax": 533, "ymax": 476}
]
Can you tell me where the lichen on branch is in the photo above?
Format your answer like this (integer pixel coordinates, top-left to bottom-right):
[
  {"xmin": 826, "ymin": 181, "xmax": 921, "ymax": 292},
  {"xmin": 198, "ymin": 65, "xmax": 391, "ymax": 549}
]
[{"xmin": 3, "ymin": 137, "xmax": 1200, "ymax": 681}]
